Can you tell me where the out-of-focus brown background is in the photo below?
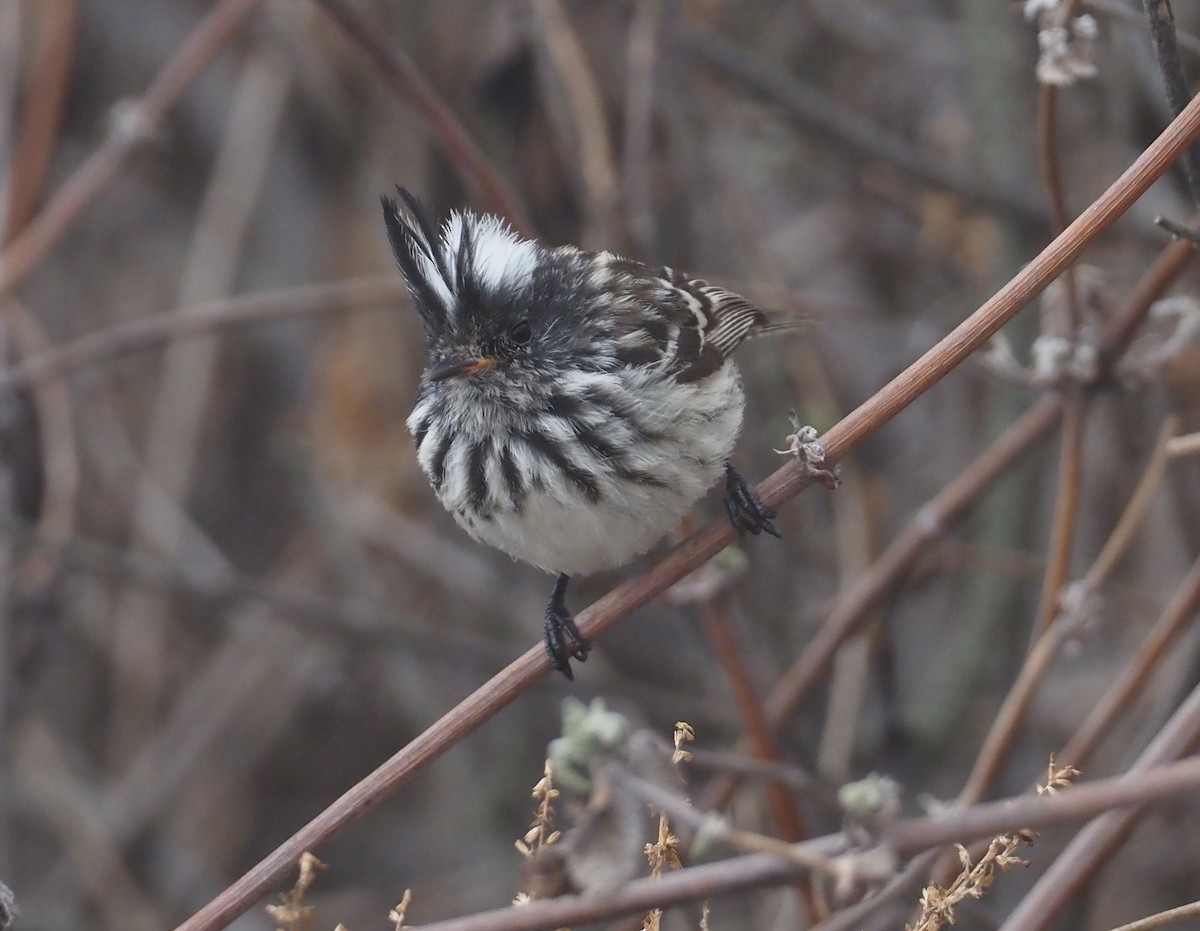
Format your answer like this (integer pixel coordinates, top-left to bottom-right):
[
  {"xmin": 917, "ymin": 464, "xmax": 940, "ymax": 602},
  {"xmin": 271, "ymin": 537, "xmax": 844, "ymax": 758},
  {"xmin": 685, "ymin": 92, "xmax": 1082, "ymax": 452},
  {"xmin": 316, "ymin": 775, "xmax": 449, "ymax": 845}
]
[{"xmin": 4, "ymin": 0, "xmax": 1200, "ymax": 928}]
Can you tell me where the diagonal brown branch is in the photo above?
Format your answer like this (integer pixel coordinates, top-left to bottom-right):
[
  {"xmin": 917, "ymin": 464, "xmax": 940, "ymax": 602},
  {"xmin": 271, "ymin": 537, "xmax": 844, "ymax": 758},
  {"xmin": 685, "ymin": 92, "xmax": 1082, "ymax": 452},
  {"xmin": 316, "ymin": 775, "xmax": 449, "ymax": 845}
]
[
  {"xmin": 173, "ymin": 89, "xmax": 1200, "ymax": 931},
  {"xmin": 750, "ymin": 232, "xmax": 1198, "ymax": 746}
]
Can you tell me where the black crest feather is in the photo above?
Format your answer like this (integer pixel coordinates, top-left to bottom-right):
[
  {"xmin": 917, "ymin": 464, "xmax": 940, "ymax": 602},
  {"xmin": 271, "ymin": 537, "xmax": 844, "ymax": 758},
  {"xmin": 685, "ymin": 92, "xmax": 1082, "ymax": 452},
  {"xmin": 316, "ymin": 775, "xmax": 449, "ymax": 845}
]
[{"xmin": 382, "ymin": 187, "xmax": 453, "ymax": 334}]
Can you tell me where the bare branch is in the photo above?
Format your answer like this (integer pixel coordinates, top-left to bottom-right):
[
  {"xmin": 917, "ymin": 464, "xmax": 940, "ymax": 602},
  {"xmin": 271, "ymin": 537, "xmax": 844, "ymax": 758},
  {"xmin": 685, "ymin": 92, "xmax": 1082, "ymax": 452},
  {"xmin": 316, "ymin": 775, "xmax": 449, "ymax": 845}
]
[
  {"xmin": 313, "ymin": 0, "xmax": 531, "ymax": 233},
  {"xmin": 0, "ymin": 0, "xmax": 263, "ymax": 302},
  {"xmin": 1143, "ymin": 0, "xmax": 1200, "ymax": 208},
  {"xmin": 402, "ymin": 758, "xmax": 1200, "ymax": 931},
  {"xmin": 173, "ymin": 83, "xmax": 1200, "ymax": 931}
]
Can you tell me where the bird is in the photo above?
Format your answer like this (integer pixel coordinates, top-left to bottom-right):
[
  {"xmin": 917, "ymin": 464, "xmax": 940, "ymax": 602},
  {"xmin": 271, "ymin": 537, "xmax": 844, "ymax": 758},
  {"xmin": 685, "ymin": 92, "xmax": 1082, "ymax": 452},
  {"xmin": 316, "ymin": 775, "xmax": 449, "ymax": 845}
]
[{"xmin": 383, "ymin": 188, "xmax": 793, "ymax": 678}]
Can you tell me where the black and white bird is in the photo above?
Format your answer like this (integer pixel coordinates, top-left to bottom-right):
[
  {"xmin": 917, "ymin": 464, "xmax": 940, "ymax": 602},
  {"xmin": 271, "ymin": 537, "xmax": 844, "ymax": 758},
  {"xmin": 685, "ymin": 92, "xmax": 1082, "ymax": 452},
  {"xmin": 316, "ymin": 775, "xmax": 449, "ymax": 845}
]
[{"xmin": 384, "ymin": 189, "xmax": 791, "ymax": 678}]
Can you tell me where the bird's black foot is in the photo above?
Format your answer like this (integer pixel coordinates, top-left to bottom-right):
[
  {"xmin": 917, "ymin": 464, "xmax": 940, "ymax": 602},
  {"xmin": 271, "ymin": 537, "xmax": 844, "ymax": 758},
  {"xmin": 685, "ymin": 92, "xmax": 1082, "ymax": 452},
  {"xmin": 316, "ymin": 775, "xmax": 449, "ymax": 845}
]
[
  {"xmin": 724, "ymin": 463, "xmax": 780, "ymax": 538},
  {"xmin": 544, "ymin": 573, "xmax": 590, "ymax": 679}
]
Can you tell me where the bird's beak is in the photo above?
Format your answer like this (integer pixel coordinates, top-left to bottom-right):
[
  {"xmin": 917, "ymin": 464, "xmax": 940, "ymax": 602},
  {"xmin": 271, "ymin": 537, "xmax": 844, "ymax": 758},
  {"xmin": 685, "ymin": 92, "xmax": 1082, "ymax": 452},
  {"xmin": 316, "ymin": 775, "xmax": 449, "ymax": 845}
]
[{"xmin": 428, "ymin": 355, "xmax": 498, "ymax": 382}]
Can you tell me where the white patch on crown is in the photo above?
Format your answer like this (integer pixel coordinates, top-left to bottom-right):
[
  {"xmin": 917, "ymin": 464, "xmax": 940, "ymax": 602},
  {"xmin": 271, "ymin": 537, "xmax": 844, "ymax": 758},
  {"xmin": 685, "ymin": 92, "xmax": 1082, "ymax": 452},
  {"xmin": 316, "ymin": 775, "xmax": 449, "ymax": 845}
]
[{"xmin": 441, "ymin": 211, "xmax": 539, "ymax": 300}]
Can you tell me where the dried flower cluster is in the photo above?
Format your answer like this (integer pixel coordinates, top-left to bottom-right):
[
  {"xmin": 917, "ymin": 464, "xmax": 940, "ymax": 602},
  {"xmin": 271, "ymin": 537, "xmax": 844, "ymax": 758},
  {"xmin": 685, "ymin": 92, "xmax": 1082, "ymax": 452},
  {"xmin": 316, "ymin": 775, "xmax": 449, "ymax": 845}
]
[
  {"xmin": 387, "ymin": 889, "xmax": 414, "ymax": 930},
  {"xmin": 266, "ymin": 852, "xmax": 325, "ymax": 931},
  {"xmin": 672, "ymin": 721, "xmax": 696, "ymax": 766},
  {"xmin": 908, "ymin": 758, "xmax": 1079, "ymax": 929},
  {"xmin": 908, "ymin": 833, "xmax": 1036, "ymax": 931},
  {"xmin": 514, "ymin": 759, "xmax": 563, "ymax": 906},
  {"xmin": 264, "ymin": 853, "xmax": 413, "ymax": 931},
  {"xmin": 641, "ymin": 723, "xmax": 695, "ymax": 931},
  {"xmin": 1038, "ymin": 755, "xmax": 1082, "ymax": 797},
  {"xmin": 516, "ymin": 759, "xmax": 563, "ymax": 860},
  {"xmin": 1024, "ymin": 0, "xmax": 1100, "ymax": 85},
  {"xmin": 776, "ymin": 409, "xmax": 837, "ymax": 486}
]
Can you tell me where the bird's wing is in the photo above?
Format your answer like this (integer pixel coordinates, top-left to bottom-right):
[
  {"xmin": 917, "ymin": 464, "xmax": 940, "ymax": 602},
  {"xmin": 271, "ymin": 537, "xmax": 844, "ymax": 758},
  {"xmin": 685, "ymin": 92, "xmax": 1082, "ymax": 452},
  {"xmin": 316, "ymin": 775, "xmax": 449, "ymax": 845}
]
[
  {"xmin": 610, "ymin": 262, "xmax": 777, "ymax": 383},
  {"xmin": 664, "ymin": 272, "xmax": 770, "ymax": 382}
]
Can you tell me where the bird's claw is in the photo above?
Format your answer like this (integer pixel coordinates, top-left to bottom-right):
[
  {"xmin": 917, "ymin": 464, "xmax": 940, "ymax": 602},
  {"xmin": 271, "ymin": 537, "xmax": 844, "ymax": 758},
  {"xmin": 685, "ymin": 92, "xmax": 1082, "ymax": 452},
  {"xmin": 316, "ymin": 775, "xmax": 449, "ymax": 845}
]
[
  {"xmin": 724, "ymin": 464, "xmax": 780, "ymax": 538},
  {"xmin": 544, "ymin": 574, "xmax": 589, "ymax": 679}
]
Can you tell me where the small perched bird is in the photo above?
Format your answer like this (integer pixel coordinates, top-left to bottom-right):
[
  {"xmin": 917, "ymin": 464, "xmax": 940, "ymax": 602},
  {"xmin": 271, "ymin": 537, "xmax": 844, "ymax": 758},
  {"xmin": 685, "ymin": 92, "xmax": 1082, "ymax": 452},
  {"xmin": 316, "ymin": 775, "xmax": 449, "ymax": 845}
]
[{"xmin": 383, "ymin": 189, "xmax": 792, "ymax": 678}]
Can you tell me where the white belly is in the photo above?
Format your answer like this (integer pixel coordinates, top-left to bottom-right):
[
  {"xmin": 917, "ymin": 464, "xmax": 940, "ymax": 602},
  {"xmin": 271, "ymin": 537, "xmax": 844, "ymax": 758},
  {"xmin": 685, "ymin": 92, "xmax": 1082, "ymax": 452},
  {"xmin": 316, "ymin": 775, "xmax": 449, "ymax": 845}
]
[
  {"xmin": 463, "ymin": 444, "xmax": 726, "ymax": 574},
  {"xmin": 416, "ymin": 365, "xmax": 745, "ymax": 576}
]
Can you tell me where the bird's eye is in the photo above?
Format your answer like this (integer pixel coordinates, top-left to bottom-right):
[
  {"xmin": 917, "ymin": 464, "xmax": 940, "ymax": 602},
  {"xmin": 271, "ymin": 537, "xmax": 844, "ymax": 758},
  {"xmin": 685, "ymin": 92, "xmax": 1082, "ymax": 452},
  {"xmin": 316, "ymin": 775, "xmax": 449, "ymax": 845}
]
[{"xmin": 509, "ymin": 320, "xmax": 532, "ymax": 345}]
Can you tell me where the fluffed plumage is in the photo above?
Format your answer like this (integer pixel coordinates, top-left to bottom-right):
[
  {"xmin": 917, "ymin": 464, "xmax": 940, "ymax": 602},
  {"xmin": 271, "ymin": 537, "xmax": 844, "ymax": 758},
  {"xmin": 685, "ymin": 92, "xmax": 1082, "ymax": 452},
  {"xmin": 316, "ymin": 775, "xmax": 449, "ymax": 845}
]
[{"xmin": 384, "ymin": 188, "xmax": 788, "ymax": 676}]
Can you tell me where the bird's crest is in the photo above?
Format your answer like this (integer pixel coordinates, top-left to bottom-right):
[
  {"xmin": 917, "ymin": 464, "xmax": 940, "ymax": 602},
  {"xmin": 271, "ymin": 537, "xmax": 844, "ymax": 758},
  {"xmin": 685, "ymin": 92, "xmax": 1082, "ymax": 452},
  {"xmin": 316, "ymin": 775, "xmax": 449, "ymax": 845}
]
[{"xmin": 382, "ymin": 188, "xmax": 537, "ymax": 336}]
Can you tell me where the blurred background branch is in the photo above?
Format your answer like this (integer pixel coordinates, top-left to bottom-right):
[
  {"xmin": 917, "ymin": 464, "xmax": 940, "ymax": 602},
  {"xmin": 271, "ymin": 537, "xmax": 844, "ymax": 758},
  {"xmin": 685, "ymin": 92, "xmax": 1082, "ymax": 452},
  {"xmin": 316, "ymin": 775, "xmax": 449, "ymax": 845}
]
[{"xmin": 3, "ymin": 2, "xmax": 1200, "ymax": 930}]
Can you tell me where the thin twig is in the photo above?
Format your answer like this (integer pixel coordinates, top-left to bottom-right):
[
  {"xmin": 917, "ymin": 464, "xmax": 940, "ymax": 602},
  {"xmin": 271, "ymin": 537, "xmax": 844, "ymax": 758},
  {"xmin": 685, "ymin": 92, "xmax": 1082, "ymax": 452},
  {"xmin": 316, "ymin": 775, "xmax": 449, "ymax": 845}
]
[
  {"xmin": 1078, "ymin": 416, "xmax": 1179, "ymax": 593},
  {"xmin": 677, "ymin": 27, "xmax": 1048, "ymax": 226},
  {"xmin": 816, "ymin": 454, "xmax": 879, "ymax": 784},
  {"xmin": 529, "ymin": 0, "xmax": 622, "ymax": 247},
  {"xmin": 0, "ymin": 276, "xmax": 404, "ymax": 392},
  {"xmin": 997, "ymin": 682, "xmax": 1200, "ymax": 931},
  {"xmin": 1155, "ymin": 214, "xmax": 1200, "ymax": 242},
  {"xmin": 1085, "ymin": 0, "xmax": 1200, "ymax": 56},
  {"xmin": 700, "ymin": 597, "xmax": 805, "ymax": 834},
  {"xmin": 698, "ymin": 594, "xmax": 820, "ymax": 919},
  {"xmin": 955, "ymin": 619, "xmax": 1073, "ymax": 807},
  {"xmin": 385, "ymin": 759, "xmax": 1200, "ymax": 931},
  {"xmin": 173, "ymin": 84, "xmax": 1200, "ymax": 931},
  {"xmin": 762, "ymin": 225, "xmax": 1198, "ymax": 727},
  {"xmin": 1106, "ymin": 901, "xmax": 1200, "ymax": 931},
  {"xmin": 686, "ymin": 747, "xmax": 833, "ymax": 801},
  {"xmin": 0, "ymin": 0, "xmax": 264, "ymax": 302},
  {"xmin": 1144, "ymin": 0, "xmax": 1200, "ymax": 208},
  {"xmin": 622, "ymin": 0, "xmax": 663, "ymax": 258},
  {"xmin": 1030, "ymin": 76, "xmax": 1087, "ymax": 642},
  {"xmin": 313, "ymin": 0, "xmax": 530, "ymax": 233},
  {"xmin": 1167, "ymin": 431, "xmax": 1200, "ymax": 457},
  {"xmin": 1061, "ymin": 550, "xmax": 1200, "ymax": 769},
  {"xmin": 1029, "ymin": 389, "xmax": 1088, "ymax": 641},
  {"xmin": 2, "ymin": 0, "xmax": 77, "ymax": 245},
  {"xmin": 1038, "ymin": 84, "xmax": 1075, "ymax": 240}
]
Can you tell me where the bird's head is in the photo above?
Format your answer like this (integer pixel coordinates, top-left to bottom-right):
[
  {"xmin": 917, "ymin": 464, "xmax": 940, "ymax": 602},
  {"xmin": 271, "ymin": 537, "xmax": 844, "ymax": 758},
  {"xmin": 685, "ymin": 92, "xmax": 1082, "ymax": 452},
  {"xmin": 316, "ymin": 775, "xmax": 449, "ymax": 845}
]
[{"xmin": 383, "ymin": 190, "xmax": 606, "ymax": 407}]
